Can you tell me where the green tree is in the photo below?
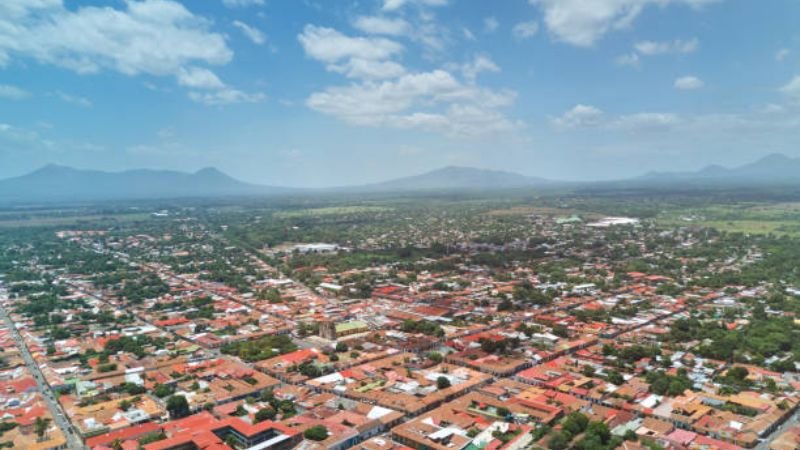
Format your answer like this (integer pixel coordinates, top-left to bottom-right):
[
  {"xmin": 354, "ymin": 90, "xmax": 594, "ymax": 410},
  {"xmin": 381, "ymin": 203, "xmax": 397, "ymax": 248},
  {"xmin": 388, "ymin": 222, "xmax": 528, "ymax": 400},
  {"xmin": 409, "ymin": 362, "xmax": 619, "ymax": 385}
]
[
  {"xmin": 34, "ymin": 417, "xmax": 50, "ymax": 441},
  {"xmin": 166, "ymin": 395, "xmax": 190, "ymax": 419},
  {"xmin": 304, "ymin": 425, "xmax": 329, "ymax": 441},
  {"xmin": 254, "ymin": 407, "xmax": 276, "ymax": 423}
]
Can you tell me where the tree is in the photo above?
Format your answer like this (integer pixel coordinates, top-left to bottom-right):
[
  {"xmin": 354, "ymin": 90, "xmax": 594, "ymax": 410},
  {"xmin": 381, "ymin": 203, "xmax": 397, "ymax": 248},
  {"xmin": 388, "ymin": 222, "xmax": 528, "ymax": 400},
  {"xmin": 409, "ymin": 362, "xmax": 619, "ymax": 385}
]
[
  {"xmin": 606, "ymin": 371, "xmax": 624, "ymax": 386},
  {"xmin": 255, "ymin": 407, "xmax": 276, "ymax": 423},
  {"xmin": 34, "ymin": 417, "xmax": 50, "ymax": 441},
  {"xmin": 166, "ymin": 395, "xmax": 190, "ymax": 419},
  {"xmin": 428, "ymin": 352, "xmax": 443, "ymax": 364},
  {"xmin": 304, "ymin": 425, "xmax": 328, "ymax": 441},
  {"xmin": 436, "ymin": 376, "xmax": 451, "ymax": 390},
  {"xmin": 335, "ymin": 342, "xmax": 348, "ymax": 352},
  {"xmin": 548, "ymin": 432, "xmax": 569, "ymax": 450},
  {"xmin": 561, "ymin": 412, "xmax": 589, "ymax": 436},
  {"xmin": 153, "ymin": 383, "xmax": 173, "ymax": 398}
]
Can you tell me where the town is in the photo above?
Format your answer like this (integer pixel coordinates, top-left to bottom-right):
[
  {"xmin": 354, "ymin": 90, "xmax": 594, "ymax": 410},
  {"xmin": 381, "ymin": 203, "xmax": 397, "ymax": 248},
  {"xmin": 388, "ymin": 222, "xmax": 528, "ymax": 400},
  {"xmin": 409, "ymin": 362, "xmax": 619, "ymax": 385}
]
[{"xmin": 0, "ymin": 195, "xmax": 798, "ymax": 450}]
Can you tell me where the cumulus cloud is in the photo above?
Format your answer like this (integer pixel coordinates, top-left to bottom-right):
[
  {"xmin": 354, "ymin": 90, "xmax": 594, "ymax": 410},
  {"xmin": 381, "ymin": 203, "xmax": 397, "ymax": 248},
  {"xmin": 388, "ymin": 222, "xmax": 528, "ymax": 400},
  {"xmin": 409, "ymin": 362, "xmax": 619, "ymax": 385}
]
[
  {"xmin": 781, "ymin": 75, "xmax": 800, "ymax": 99},
  {"xmin": 353, "ymin": 16, "xmax": 410, "ymax": 36},
  {"xmin": 0, "ymin": 0, "xmax": 261, "ymax": 105},
  {"xmin": 461, "ymin": 55, "xmax": 500, "ymax": 82},
  {"xmin": 188, "ymin": 89, "xmax": 264, "ymax": 106},
  {"xmin": 484, "ymin": 17, "xmax": 499, "ymax": 33},
  {"xmin": 634, "ymin": 38, "xmax": 698, "ymax": 55},
  {"xmin": 610, "ymin": 112, "xmax": 681, "ymax": 131},
  {"xmin": 674, "ymin": 75, "xmax": 704, "ymax": 90},
  {"xmin": 0, "ymin": 84, "xmax": 30, "ymax": 100},
  {"xmin": 615, "ymin": 53, "xmax": 640, "ymax": 67},
  {"xmin": 299, "ymin": 25, "xmax": 405, "ymax": 80},
  {"xmin": 232, "ymin": 20, "xmax": 266, "ymax": 45},
  {"xmin": 299, "ymin": 25, "xmax": 403, "ymax": 64},
  {"xmin": 0, "ymin": 122, "xmax": 54, "ymax": 151},
  {"xmin": 176, "ymin": 67, "xmax": 226, "ymax": 90},
  {"xmin": 222, "ymin": 0, "xmax": 264, "ymax": 7},
  {"xmin": 553, "ymin": 104, "xmax": 605, "ymax": 128},
  {"xmin": 776, "ymin": 48, "xmax": 790, "ymax": 62},
  {"xmin": 54, "ymin": 91, "xmax": 92, "ymax": 107},
  {"xmin": 554, "ymin": 105, "xmax": 680, "ymax": 131},
  {"xmin": 300, "ymin": 19, "xmax": 519, "ymax": 137},
  {"xmin": 382, "ymin": 0, "xmax": 448, "ymax": 11},
  {"xmin": 0, "ymin": 0, "xmax": 232, "ymax": 75},
  {"xmin": 531, "ymin": 0, "xmax": 718, "ymax": 47},
  {"xmin": 306, "ymin": 69, "xmax": 518, "ymax": 137},
  {"xmin": 617, "ymin": 38, "xmax": 698, "ymax": 68},
  {"xmin": 512, "ymin": 21, "xmax": 539, "ymax": 40}
]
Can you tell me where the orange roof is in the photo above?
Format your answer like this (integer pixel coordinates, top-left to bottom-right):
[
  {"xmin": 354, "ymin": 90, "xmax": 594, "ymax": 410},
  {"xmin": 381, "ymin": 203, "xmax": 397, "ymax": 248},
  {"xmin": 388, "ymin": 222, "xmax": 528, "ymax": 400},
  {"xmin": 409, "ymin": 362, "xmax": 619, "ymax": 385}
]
[{"xmin": 87, "ymin": 422, "xmax": 162, "ymax": 447}]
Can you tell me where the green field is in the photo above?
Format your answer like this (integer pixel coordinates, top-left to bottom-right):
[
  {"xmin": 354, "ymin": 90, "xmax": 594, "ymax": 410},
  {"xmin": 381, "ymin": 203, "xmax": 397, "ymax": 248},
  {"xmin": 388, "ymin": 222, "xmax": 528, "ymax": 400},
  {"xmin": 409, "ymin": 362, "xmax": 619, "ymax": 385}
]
[
  {"xmin": 657, "ymin": 202, "xmax": 800, "ymax": 236},
  {"xmin": 273, "ymin": 205, "xmax": 391, "ymax": 219}
]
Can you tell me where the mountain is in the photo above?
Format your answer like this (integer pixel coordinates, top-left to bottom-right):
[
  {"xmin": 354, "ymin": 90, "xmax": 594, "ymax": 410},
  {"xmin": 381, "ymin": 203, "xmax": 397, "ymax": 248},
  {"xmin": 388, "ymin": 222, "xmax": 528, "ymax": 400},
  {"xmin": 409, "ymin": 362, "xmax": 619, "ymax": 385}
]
[
  {"xmin": 356, "ymin": 166, "xmax": 550, "ymax": 192},
  {"xmin": 638, "ymin": 153, "xmax": 800, "ymax": 185},
  {"xmin": 0, "ymin": 164, "xmax": 288, "ymax": 203}
]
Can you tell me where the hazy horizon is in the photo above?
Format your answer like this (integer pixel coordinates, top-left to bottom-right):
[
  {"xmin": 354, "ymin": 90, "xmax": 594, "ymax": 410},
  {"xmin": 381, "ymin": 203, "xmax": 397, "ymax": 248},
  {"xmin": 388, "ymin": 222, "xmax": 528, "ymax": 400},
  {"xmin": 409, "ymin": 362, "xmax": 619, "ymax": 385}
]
[{"xmin": 1, "ymin": 0, "xmax": 799, "ymax": 188}]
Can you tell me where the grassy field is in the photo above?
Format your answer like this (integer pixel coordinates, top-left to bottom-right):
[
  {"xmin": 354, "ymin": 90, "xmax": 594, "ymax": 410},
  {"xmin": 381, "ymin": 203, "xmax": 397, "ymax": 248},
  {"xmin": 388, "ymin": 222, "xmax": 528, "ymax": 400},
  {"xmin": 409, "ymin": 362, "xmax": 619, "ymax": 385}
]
[
  {"xmin": 486, "ymin": 205, "xmax": 598, "ymax": 217},
  {"xmin": 657, "ymin": 202, "xmax": 800, "ymax": 236},
  {"xmin": 0, "ymin": 212, "xmax": 152, "ymax": 228},
  {"xmin": 273, "ymin": 205, "xmax": 391, "ymax": 219}
]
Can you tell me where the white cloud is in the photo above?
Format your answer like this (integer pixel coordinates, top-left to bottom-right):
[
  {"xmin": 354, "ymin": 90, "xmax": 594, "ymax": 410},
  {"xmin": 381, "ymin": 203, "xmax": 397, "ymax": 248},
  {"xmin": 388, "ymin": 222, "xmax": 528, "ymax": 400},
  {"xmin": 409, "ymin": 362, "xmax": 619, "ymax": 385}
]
[
  {"xmin": 353, "ymin": 16, "xmax": 410, "ymax": 36},
  {"xmin": 781, "ymin": 75, "xmax": 800, "ymax": 98},
  {"xmin": 0, "ymin": 0, "xmax": 232, "ymax": 76},
  {"xmin": 306, "ymin": 70, "xmax": 518, "ymax": 137},
  {"xmin": 0, "ymin": 84, "xmax": 30, "ymax": 100},
  {"xmin": 222, "ymin": 0, "xmax": 264, "ymax": 7},
  {"xmin": 299, "ymin": 25, "xmax": 403, "ymax": 64},
  {"xmin": 553, "ymin": 104, "xmax": 605, "ymax": 128},
  {"xmin": 634, "ymin": 38, "xmax": 698, "ymax": 55},
  {"xmin": 331, "ymin": 59, "xmax": 407, "ymax": 80},
  {"xmin": 776, "ymin": 48, "xmax": 790, "ymax": 62},
  {"xmin": 531, "ymin": 0, "xmax": 718, "ymax": 47},
  {"xmin": 54, "ymin": 91, "xmax": 92, "ymax": 107},
  {"xmin": 462, "ymin": 27, "xmax": 476, "ymax": 41},
  {"xmin": 301, "ymin": 20, "xmax": 519, "ymax": 137},
  {"xmin": 512, "ymin": 21, "xmax": 539, "ymax": 40},
  {"xmin": 615, "ymin": 52, "xmax": 640, "ymax": 67},
  {"xmin": 554, "ymin": 105, "xmax": 680, "ymax": 131},
  {"xmin": 299, "ymin": 25, "xmax": 405, "ymax": 80},
  {"xmin": 232, "ymin": 20, "xmax": 266, "ymax": 45},
  {"xmin": 483, "ymin": 16, "xmax": 499, "ymax": 33},
  {"xmin": 176, "ymin": 67, "xmax": 265, "ymax": 105},
  {"xmin": 177, "ymin": 67, "xmax": 226, "ymax": 90},
  {"xmin": 674, "ymin": 75, "xmax": 704, "ymax": 90},
  {"xmin": 617, "ymin": 38, "xmax": 697, "ymax": 68},
  {"xmin": 0, "ymin": 122, "xmax": 55, "ymax": 151},
  {"xmin": 382, "ymin": 0, "xmax": 448, "ymax": 11},
  {"xmin": 462, "ymin": 54, "xmax": 500, "ymax": 82},
  {"xmin": 610, "ymin": 112, "xmax": 681, "ymax": 131},
  {"xmin": 0, "ymin": 0, "xmax": 260, "ymax": 105},
  {"xmin": 188, "ymin": 88, "xmax": 264, "ymax": 106}
]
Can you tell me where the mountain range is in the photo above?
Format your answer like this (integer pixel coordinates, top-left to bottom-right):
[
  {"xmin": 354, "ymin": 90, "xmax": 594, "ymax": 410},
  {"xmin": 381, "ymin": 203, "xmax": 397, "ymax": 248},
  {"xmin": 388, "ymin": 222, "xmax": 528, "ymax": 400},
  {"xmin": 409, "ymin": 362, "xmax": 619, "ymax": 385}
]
[
  {"xmin": 639, "ymin": 153, "xmax": 800, "ymax": 183},
  {"xmin": 0, "ymin": 164, "xmax": 288, "ymax": 202},
  {"xmin": 1, "ymin": 153, "xmax": 798, "ymax": 203}
]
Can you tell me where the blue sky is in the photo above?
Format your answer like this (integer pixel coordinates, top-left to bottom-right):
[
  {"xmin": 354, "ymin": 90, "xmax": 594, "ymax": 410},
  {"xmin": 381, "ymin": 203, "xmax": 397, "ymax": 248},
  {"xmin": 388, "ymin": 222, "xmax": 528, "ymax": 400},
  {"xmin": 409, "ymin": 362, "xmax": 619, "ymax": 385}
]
[{"xmin": 1, "ymin": 0, "xmax": 799, "ymax": 187}]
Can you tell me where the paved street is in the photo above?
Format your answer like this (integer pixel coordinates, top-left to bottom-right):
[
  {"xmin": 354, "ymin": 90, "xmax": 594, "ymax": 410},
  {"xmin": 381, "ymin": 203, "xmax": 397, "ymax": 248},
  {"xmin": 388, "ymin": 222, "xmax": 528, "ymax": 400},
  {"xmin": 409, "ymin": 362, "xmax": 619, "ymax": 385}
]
[{"xmin": 0, "ymin": 300, "xmax": 86, "ymax": 450}]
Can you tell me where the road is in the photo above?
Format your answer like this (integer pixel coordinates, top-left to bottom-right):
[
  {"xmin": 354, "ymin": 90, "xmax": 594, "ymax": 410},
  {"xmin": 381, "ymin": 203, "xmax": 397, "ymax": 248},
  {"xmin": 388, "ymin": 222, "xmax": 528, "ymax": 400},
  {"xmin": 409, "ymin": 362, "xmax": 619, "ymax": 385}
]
[{"xmin": 0, "ymin": 301, "xmax": 87, "ymax": 450}]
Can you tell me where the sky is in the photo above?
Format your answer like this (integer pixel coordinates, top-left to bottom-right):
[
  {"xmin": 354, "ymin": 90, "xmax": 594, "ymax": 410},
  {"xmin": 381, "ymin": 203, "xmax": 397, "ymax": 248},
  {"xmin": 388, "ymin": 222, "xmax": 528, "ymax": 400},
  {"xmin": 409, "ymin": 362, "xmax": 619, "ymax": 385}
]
[{"xmin": 1, "ymin": 0, "xmax": 799, "ymax": 187}]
